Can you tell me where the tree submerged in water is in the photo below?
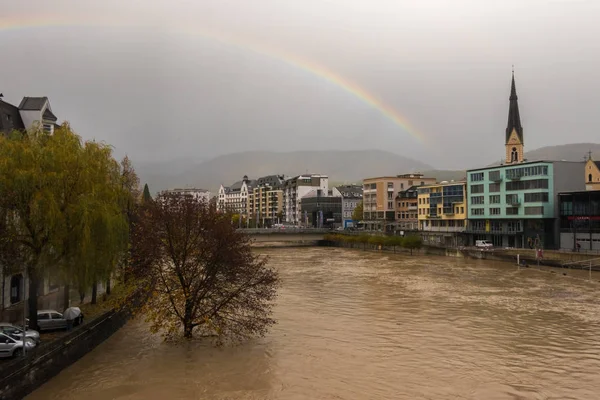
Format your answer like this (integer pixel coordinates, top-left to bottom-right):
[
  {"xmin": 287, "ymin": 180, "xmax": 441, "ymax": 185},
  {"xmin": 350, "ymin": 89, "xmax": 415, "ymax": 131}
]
[{"xmin": 131, "ymin": 193, "xmax": 279, "ymax": 340}]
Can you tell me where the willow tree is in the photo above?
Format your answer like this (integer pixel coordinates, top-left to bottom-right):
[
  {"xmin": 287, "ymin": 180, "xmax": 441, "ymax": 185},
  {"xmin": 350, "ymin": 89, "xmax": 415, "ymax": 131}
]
[
  {"xmin": 53, "ymin": 135, "xmax": 129, "ymax": 307},
  {"xmin": 0, "ymin": 128, "xmax": 72, "ymax": 329},
  {"xmin": 132, "ymin": 193, "xmax": 279, "ymax": 339},
  {"xmin": 0, "ymin": 125, "xmax": 128, "ymax": 328}
]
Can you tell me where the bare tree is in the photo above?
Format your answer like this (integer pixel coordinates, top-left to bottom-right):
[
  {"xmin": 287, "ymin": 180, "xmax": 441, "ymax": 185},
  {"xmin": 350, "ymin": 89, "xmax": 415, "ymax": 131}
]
[{"xmin": 132, "ymin": 193, "xmax": 279, "ymax": 340}]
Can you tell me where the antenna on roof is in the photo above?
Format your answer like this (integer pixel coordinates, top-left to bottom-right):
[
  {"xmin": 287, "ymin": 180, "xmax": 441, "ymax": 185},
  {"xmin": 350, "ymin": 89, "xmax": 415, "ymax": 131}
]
[
  {"xmin": 0, "ymin": 93, "xmax": 3, "ymax": 99},
  {"xmin": 587, "ymin": 150, "xmax": 593, "ymax": 161}
]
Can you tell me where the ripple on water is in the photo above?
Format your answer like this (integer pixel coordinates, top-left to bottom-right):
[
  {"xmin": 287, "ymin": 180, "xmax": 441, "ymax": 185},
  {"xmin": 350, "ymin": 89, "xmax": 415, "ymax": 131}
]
[{"xmin": 26, "ymin": 247, "xmax": 600, "ymax": 400}]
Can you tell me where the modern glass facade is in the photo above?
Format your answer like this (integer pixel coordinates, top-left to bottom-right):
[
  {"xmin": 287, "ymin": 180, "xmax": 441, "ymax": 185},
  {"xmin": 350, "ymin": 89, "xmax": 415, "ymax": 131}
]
[
  {"xmin": 466, "ymin": 161, "xmax": 555, "ymax": 248},
  {"xmin": 558, "ymin": 190, "xmax": 600, "ymax": 251}
]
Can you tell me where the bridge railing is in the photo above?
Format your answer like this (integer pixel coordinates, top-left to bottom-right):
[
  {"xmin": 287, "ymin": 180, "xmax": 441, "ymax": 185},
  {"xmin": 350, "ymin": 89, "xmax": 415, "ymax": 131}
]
[{"xmin": 238, "ymin": 228, "xmax": 330, "ymax": 234}]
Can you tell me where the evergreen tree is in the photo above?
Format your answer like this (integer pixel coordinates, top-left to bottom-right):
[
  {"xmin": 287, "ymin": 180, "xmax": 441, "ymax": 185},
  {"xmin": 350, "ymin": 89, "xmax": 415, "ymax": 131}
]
[{"xmin": 142, "ymin": 183, "xmax": 152, "ymax": 203}]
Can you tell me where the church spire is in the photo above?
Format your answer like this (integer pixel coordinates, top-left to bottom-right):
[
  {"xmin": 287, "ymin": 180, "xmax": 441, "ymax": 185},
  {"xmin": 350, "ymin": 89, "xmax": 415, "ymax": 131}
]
[{"xmin": 506, "ymin": 70, "xmax": 523, "ymax": 144}]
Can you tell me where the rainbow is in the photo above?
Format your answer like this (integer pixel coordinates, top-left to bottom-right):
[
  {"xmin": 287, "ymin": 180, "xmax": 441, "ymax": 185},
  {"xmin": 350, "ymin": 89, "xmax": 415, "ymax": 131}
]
[{"xmin": 0, "ymin": 13, "xmax": 426, "ymax": 144}]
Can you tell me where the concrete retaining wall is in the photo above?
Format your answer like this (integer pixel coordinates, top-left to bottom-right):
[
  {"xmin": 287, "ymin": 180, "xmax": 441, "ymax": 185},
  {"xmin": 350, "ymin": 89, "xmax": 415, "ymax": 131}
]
[{"xmin": 0, "ymin": 309, "xmax": 129, "ymax": 400}]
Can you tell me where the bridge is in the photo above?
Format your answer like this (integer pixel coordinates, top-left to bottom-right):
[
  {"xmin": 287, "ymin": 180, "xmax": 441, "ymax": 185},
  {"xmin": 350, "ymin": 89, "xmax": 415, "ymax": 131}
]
[{"xmin": 238, "ymin": 228, "xmax": 329, "ymax": 244}]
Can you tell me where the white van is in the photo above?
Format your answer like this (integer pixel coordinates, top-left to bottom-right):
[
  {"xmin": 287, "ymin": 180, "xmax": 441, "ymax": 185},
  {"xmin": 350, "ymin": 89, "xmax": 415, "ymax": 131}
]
[{"xmin": 475, "ymin": 240, "xmax": 493, "ymax": 248}]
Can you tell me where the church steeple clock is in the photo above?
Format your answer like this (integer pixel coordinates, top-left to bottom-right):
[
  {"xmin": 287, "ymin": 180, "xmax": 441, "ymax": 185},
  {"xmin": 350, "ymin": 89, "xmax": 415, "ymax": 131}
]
[{"xmin": 505, "ymin": 70, "xmax": 524, "ymax": 164}]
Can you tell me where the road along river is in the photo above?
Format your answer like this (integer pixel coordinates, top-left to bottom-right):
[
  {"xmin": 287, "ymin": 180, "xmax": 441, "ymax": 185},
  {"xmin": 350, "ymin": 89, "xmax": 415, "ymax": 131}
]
[{"xmin": 27, "ymin": 248, "xmax": 600, "ymax": 399}]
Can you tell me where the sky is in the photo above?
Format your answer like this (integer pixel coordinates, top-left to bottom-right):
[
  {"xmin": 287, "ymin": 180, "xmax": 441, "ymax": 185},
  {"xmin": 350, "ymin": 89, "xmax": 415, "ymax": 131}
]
[{"xmin": 1, "ymin": 0, "xmax": 599, "ymax": 170}]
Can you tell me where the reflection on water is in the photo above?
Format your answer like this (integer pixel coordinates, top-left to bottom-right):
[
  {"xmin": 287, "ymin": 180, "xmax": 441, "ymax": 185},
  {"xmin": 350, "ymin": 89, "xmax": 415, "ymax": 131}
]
[{"xmin": 27, "ymin": 248, "xmax": 600, "ymax": 399}]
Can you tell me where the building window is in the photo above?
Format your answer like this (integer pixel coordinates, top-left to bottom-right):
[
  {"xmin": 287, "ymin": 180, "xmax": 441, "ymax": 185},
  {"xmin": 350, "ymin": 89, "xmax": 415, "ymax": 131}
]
[
  {"xmin": 10, "ymin": 274, "xmax": 23, "ymax": 304},
  {"xmin": 488, "ymin": 183, "xmax": 501, "ymax": 192},
  {"xmin": 489, "ymin": 207, "xmax": 501, "ymax": 215},
  {"xmin": 387, "ymin": 201, "xmax": 393, "ymax": 209},
  {"xmin": 524, "ymin": 192, "xmax": 549, "ymax": 202},
  {"xmin": 489, "ymin": 195, "xmax": 500, "ymax": 204},
  {"xmin": 589, "ymin": 173, "xmax": 593, "ymax": 182},
  {"xmin": 470, "ymin": 184, "xmax": 484, "ymax": 194},
  {"xmin": 489, "ymin": 170, "xmax": 501, "ymax": 181},
  {"xmin": 471, "ymin": 208, "xmax": 484, "ymax": 216},
  {"xmin": 470, "ymin": 172, "xmax": 484, "ymax": 182},
  {"xmin": 505, "ymin": 194, "xmax": 519, "ymax": 204},
  {"xmin": 506, "ymin": 179, "xmax": 549, "ymax": 191},
  {"xmin": 471, "ymin": 196, "xmax": 485, "ymax": 205},
  {"xmin": 525, "ymin": 206, "xmax": 544, "ymax": 215},
  {"xmin": 511, "ymin": 147, "xmax": 518, "ymax": 163},
  {"xmin": 506, "ymin": 165, "xmax": 549, "ymax": 179},
  {"xmin": 506, "ymin": 207, "xmax": 519, "ymax": 215},
  {"xmin": 387, "ymin": 182, "xmax": 393, "ymax": 188}
]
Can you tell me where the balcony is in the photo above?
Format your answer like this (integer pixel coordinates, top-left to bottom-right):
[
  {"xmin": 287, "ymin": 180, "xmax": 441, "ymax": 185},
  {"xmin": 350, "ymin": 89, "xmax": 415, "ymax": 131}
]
[
  {"xmin": 421, "ymin": 226, "xmax": 465, "ymax": 233},
  {"xmin": 426, "ymin": 215, "xmax": 441, "ymax": 219},
  {"xmin": 407, "ymin": 206, "xmax": 418, "ymax": 211},
  {"xmin": 507, "ymin": 175, "xmax": 522, "ymax": 181},
  {"xmin": 491, "ymin": 175, "xmax": 503, "ymax": 182},
  {"xmin": 507, "ymin": 199, "xmax": 521, "ymax": 206},
  {"xmin": 465, "ymin": 227, "xmax": 523, "ymax": 234}
]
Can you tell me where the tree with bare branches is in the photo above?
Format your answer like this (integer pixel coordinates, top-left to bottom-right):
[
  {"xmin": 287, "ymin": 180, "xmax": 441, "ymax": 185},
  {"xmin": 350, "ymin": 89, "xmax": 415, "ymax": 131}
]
[{"xmin": 131, "ymin": 192, "xmax": 279, "ymax": 340}]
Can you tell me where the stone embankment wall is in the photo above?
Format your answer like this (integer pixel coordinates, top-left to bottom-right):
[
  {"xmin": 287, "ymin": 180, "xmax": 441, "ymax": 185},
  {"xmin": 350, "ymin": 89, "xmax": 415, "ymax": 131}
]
[{"xmin": 0, "ymin": 309, "xmax": 129, "ymax": 400}]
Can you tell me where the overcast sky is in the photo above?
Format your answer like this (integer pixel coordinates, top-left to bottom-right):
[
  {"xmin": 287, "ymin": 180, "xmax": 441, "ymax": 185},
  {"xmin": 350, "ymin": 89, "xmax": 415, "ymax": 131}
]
[{"xmin": 2, "ymin": 0, "xmax": 599, "ymax": 170}]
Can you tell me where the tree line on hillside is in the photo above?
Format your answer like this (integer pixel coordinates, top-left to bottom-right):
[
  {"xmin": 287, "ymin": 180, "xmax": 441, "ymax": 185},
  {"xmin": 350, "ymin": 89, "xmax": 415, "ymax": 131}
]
[
  {"xmin": 324, "ymin": 233, "xmax": 423, "ymax": 255},
  {"xmin": 0, "ymin": 124, "xmax": 278, "ymax": 341}
]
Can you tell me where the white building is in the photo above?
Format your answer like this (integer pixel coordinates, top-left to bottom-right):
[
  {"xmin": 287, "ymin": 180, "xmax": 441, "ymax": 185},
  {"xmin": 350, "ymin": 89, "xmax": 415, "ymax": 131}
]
[
  {"xmin": 164, "ymin": 187, "xmax": 211, "ymax": 203},
  {"xmin": 332, "ymin": 185, "xmax": 363, "ymax": 228},
  {"xmin": 282, "ymin": 174, "xmax": 329, "ymax": 224},
  {"xmin": 217, "ymin": 175, "xmax": 254, "ymax": 215},
  {"xmin": 1, "ymin": 96, "xmax": 59, "ymax": 135}
]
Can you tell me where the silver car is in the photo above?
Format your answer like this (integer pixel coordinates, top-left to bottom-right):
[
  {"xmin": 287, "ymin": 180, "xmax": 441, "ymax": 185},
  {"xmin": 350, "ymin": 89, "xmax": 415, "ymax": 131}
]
[
  {"xmin": 0, "ymin": 333, "xmax": 36, "ymax": 358},
  {"xmin": 36, "ymin": 310, "xmax": 68, "ymax": 331},
  {"xmin": 0, "ymin": 322, "xmax": 40, "ymax": 344}
]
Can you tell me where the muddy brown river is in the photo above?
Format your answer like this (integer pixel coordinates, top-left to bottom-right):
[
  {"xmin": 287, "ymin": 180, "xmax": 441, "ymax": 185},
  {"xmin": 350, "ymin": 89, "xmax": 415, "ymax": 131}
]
[{"xmin": 27, "ymin": 248, "xmax": 600, "ymax": 399}]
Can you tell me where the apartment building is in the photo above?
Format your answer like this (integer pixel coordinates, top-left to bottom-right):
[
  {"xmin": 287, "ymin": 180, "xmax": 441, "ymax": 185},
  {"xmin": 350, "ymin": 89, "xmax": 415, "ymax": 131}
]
[
  {"xmin": 247, "ymin": 175, "xmax": 285, "ymax": 227},
  {"xmin": 396, "ymin": 186, "xmax": 419, "ymax": 231},
  {"xmin": 362, "ymin": 174, "xmax": 436, "ymax": 232},
  {"xmin": 418, "ymin": 181, "xmax": 467, "ymax": 247},
  {"xmin": 164, "ymin": 187, "xmax": 211, "ymax": 202},
  {"xmin": 282, "ymin": 174, "xmax": 328, "ymax": 224},
  {"xmin": 0, "ymin": 96, "xmax": 59, "ymax": 135},
  {"xmin": 332, "ymin": 185, "xmax": 363, "ymax": 228},
  {"xmin": 217, "ymin": 175, "xmax": 254, "ymax": 214}
]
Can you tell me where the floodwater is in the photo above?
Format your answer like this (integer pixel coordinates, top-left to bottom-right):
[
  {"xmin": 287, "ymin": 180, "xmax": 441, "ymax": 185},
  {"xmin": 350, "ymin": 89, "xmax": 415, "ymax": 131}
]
[{"xmin": 27, "ymin": 248, "xmax": 600, "ymax": 400}]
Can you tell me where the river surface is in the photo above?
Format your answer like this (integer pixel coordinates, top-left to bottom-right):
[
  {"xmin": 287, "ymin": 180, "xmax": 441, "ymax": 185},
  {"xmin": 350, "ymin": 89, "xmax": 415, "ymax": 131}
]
[{"xmin": 27, "ymin": 248, "xmax": 600, "ymax": 400}]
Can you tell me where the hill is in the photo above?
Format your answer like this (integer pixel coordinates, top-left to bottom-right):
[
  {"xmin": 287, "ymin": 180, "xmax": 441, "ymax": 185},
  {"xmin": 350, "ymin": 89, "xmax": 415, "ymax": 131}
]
[
  {"xmin": 524, "ymin": 143, "xmax": 600, "ymax": 162},
  {"xmin": 136, "ymin": 143, "xmax": 600, "ymax": 194},
  {"xmin": 138, "ymin": 150, "xmax": 433, "ymax": 193}
]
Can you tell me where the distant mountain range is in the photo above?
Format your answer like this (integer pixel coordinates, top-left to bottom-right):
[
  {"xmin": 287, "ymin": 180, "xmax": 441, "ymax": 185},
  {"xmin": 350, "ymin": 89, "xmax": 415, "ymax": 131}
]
[{"xmin": 136, "ymin": 144, "xmax": 600, "ymax": 195}]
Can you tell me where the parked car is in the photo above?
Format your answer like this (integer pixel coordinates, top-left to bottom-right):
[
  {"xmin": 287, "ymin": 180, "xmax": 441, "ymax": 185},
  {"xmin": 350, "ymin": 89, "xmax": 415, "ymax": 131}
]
[
  {"xmin": 27, "ymin": 309, "xmax": 85, "ymax": 331},
  {"xmin": 35, "ymin": 310, "xmax": 68, "ymax": 331},
  {"xmin": 0, "ymin": 333, "xmax": 36, "ymax": 358},
  {"xmin": 475, "ymin": 240, "xmax": 494, "ymax": 249},
  {"xmin": 0, "ymin": 322, "xmax": 40, "ymax": 344}
]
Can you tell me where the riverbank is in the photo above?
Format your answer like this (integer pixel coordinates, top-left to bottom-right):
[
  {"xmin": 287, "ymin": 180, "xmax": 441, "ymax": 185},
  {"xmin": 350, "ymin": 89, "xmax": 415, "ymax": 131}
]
[
  {"xmin": 0, "ymin": 292, "xmax": 133, "ymax": 399},
  {"xmin": 321, "ymin": 238, "xmax": 600, "ymax": 272}
]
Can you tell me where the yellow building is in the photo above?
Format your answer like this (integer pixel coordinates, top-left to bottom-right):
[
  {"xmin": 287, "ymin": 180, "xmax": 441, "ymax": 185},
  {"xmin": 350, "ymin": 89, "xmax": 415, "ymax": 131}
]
[
  {"xmin": 417, "ymin": 181, "xmax": 467, "ymax": 247},
  {"xmin": 585, "ymin": 156, "xmax": 600, "ymax": 191},
  {"xmin": 247, "ymin": 175, "xmax": 285, "ymax": 227}
]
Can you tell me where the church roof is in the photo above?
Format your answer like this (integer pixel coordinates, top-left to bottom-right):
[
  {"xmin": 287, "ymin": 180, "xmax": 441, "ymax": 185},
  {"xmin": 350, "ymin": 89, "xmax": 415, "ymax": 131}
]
[{"xmin": 506, "ymin": 71, "xmax": 524, "ymax": 144}]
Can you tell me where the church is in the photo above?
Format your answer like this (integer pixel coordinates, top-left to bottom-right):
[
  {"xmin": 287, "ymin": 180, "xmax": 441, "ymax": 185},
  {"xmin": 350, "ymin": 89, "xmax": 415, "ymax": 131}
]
[{"xmin": 464, "ymin": 72, "xmax": 585, "ymax": 249}]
